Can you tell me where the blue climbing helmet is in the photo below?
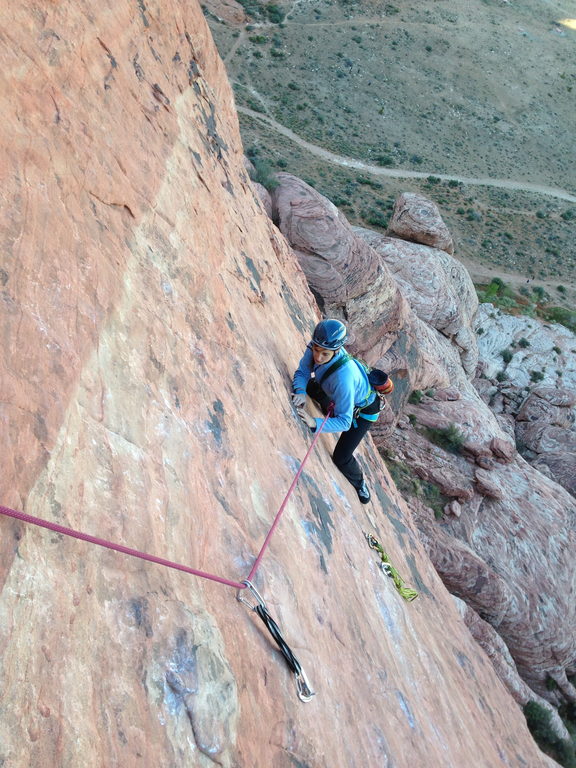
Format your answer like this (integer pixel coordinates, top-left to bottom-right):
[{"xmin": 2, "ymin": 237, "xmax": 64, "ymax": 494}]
[{"xmin": 312, "ymin": 319, "xmax": 348, "ymax": 350}]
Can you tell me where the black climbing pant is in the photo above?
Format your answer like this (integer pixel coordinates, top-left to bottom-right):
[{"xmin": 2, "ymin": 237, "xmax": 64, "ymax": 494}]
[{"xmin": 306, "ymin": 379, "xmax": 380, "ymax": 490}]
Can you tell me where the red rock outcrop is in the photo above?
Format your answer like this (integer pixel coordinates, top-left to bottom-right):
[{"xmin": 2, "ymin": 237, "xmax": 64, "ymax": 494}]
[
  {"xmin": 268, "ymin": 152, "xmax": 575, "ymax": 729},
  {"xmin": 355, "ymin": 227, "xmax": 479, "ymax": 376},
  {"xmin": 386, "ymin": 192, "xmax": 455, "ymax": 255},
  {"xmin": 271, "ymin": 173, "xmax": 410, "ymax": 358},
  {"xmin": 474, "ymin": 304, "xmax": 576, "ymax": 497},
  {"xmin": 0, "ymin": 2, "xmax": 564, "ymax": 767}
]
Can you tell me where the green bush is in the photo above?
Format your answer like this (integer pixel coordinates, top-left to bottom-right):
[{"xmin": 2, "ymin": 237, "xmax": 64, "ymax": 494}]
[
  {"xmin": 543, "ymin": 307, "xmax": 576, "ymax": 334},
  {"xmin": 426, "ymin": 423, "xmax": 466, "ymax": 454},
  {"xmin": 532, "ymin": 285, "xmax": 546, "ymax": 301},
  {"xmin": 266, "ymin": 3, "xmax": 285, "ymax": 23},
  {"xmin": 530, "ymin": 370, "xmax": 545, "ymax": 383},
  {"xmin": 518, "ymin": 337, "xmax": 531, "ymax": 348},
  {"xmin": 408, "ymin": 389, "xmax": 424, "ymax": 404},
  {"xmin": 384, "ymin": 458, "xmax": 447, "ymax": 518},
  {"xmin": 523, "ymin": 701, "xmax": 576, "ymax": 768},
  {"xmin": 501, "ymin": 348, "xmax": 513, "ymax": 363},
  {"xmin": 249, "ymin": 157, "xmax": 279, "ymax": 191}
]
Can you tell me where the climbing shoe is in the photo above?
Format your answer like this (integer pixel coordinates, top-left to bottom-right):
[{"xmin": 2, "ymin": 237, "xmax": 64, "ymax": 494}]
[{"xmin": 357, "ymin": 481, "xmax": 371, "ymax": 504}]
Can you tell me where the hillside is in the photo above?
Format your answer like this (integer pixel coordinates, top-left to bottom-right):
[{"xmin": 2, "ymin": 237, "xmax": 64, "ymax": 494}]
[{"xmin": 205, "ymin": 0, "xmax": 576, "ymax": 294}]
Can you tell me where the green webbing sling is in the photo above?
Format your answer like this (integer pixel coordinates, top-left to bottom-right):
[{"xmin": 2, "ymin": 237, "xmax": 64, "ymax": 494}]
[{"xmin": 364, "ymin": 532, "xmax": 418, "ymax": 602}]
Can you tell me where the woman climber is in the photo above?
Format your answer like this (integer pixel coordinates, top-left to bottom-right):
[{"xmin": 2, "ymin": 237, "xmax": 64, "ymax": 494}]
[{"xmin": 291, "ymin": 319, "xmax": 393, "ymax": 505}]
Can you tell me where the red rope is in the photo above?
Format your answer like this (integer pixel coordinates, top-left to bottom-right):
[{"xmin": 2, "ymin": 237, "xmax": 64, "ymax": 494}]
[
  {"xmin": 0, "ymin": 409, "xmax": 331, "ymax": 590},
  {"xmin": 246, "ymin": 408, "xmax": 332, "ymax": 582},
  {"xmin": 0, "ymin": 505, "xmax": 246, "ymax": 589}
]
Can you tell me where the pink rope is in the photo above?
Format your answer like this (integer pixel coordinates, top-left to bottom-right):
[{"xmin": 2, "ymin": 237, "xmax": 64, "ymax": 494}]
[
  {"xmin": 0, "ymin": 409, "xmax": 331, "ymax": 590},
  {"xmin": 247, "ymin": 408, "xmax": 332, "ymax": 582},
  {"xmin": 0, "ymin": 505, "xmax": 245, "ymax": 590}
]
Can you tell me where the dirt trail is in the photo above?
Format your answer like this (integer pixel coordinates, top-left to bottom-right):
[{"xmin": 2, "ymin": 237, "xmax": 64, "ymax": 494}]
[{"xmin": 238, "ymin": 106, "xmax": 576, "ymax": 204}]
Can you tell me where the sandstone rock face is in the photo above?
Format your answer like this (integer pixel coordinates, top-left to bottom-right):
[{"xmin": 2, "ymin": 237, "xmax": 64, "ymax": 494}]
[
  {"xmin": 355, "ymin": 228, "xmax": 479, "ymax": 376},
  {"xmin": 386, "ymin": 192, "xmax": 455, "ymax": 254},
  {"xmin": 203, "ymin": 0, "xmax": 247, "ymax": 24},
  {"xmin": 474, "ymin": 304, "xmax": 576, "ymax": 497},
  {"xmin": 0, "ymin": 2, "xmax": 556, "ymax": 767},
  {"xmin": 253, "ymin": 181, "xmax": 273, "ymax": 218},
  {"xmin": 475, "ymin": 303, "xmax": 576, "ymax": 393},
  {"xmin": 271, "ymin": 169, "xmax": 575, "ymax": 728},
  {"xmin": 271, "ymin": 174, "xmax": 409, "ymax": 358}
]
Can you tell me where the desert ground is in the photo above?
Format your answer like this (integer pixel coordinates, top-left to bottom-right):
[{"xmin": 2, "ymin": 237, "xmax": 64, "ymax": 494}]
[{"xmin": 205, "ymin": 0, "xmax": 576, "ymax": 303}]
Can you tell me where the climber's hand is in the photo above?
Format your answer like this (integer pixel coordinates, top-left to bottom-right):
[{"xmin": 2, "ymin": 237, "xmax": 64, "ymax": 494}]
[
  {"xmin": 291, "ymin": 392, "xmax": 306, "ymax": 408},
  {"xmin": 297, "ymin": 408, "xmax": 316, "ymax": 430}
]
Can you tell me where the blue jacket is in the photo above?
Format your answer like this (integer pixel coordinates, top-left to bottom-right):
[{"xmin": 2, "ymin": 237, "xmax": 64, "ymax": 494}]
[{"xmin": 292, "ymin": 345, "xmax": 376, "ymax": 433}]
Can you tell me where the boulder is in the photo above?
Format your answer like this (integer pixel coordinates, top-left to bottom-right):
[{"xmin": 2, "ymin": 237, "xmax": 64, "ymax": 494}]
[
  {"xmin": 490, "ymin": 437, "xmax": 516, "ymax": 462},
  {"xmin": 272, "ymin": 174, "xmax": 408, "ymax": 356},
  {"xmin": 474, "ymin": 469, "xmax": 505, "ymax": 499},
  {"xmin": 253, "ymin": 182, "xmax": 272, "ymax": 219},
  {"xmin": 386, "ymin": 192, "xmax": 454, "ymax": 254}
]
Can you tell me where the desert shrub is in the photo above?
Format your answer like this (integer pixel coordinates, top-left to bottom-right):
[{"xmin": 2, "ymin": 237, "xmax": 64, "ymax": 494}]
[
  {"xmin": 408, "ymin": 389, "xmax": 424, "ymax": 404},
  {"xmin": 543, "ymin": 307, "xmax": 576, "ymax": 334},
  {"xmin": 557, "ymin": 285, "xmax": 566, "ymax": 293},
  {"xmin": 477, "ymin": 327, "xmax": 484, "ymax": 334},
  {"xmin": 363, "ymin": 211, "xmax": 388, "ymax": 228},
  {"xmin": 552, "ymin": 346, "xmax": 562, "ymax": 354},
  {"xmin": 266, "ymin": 3, "xmax": 285, "ymax": 23},
  {"xmin": 495, "ymin": 370, "xmax": 507, "ymax": 382},
  {"xmin": 530, "ymin": 370, "xmax": 545, "ymax": 383},
  {"xmin": 560, "ymin": 208, "xmax": 575, "ymax": 221},
  {"xmin": 249, "ymin": 157, "xmax": 279, "ymax": 191},
  {"xmin": 523, "ymin": 701, "xmax": 576, "ymax": 768},
  {"xmin": 501, "ymin": 348, "xmax": 513, "ymax": 363},
  {"xmin": 237, "ymin": 0, "xmax": 263, "ymax": 18},
  {"xmin": 518, "ymin": 337, "xmax": 530, "ymax": 348},
  {"xmin": 426, "ymin": 423, "xmax": 466, "ymax": 454},
  {"xmin": 384, "ymin": 458, "xmax": 447, "ymax": 518},
  {"xmin": 532, "ymin": 285, "xmax": 546, "ymax": 301}
]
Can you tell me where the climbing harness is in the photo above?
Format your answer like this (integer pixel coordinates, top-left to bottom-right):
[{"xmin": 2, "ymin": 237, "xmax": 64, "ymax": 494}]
[
  {"xmin": 363, "ymin": 531, "xmax": 418, "ymax": 602},
  {"xmin": 238, "ymin": 581, "xmax": 315, "ymax": 702},
  {"xmin": 0, "ymin": 408, "xmax": 333, "ymax": 702}
]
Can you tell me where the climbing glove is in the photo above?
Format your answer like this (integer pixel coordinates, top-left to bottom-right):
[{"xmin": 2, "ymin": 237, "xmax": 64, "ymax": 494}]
[
  {"xmin": 297, "ymin": 408, "xmax": 317, "ymax": 431},
  {"xmin": 291, "ymin": 392, "xmax": 307, "ymax": 408}
]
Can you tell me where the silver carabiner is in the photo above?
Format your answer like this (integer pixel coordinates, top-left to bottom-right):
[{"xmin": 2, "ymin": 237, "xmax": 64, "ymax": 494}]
[
  {"xmin": 295, "ymin": 668, "xmax": 316, "ymax": 703},
  {"xmin": 237, "ymin": 579, "xmax": 266, "ymax": 611}
]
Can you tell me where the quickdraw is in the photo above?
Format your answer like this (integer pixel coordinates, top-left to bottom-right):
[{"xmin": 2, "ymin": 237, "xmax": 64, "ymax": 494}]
[
  {"xmin": 238, "ymin": 581, "xmax": 315, "ymax": 702},
  {"xmin": 364, "ymin": 532, "xmax": 418, "ymax": 602}
]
